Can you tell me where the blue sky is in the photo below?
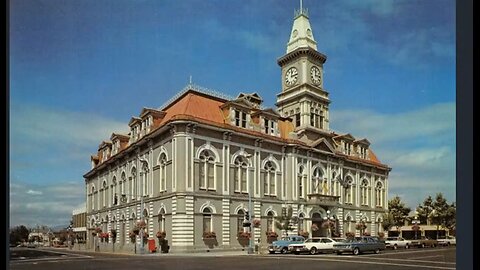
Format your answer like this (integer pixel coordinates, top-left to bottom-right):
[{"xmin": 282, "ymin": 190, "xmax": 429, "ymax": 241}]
[{"xmin": 9, "ymin": 0, "xmax": 455, "ymax": 227}]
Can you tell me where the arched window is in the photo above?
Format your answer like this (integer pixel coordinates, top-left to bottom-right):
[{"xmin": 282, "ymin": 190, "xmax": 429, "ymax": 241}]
[
  {"xmin": 266, "ymin": 211, "xmax": 274, "ymax": 232},
  {"xmin": 199, "ymin": 150, "xmax": 215, "ymax": 190},
  {"xmin": 202, "ymin": 208, "xmax": 212, "ymax": 233},
  {"xmin": 141, "ymin": 161, "xmax": 149, "ymax": 196},
  {"xmin": 158, "ymin": 209, "xmax": 166, "ymax": 232},
  {"xmin": 112, "ymin": 177, "xmax": 118, "ymax": 205},
  {"xmin": 121, "ymin": 172, "xmax": 126, "ymax": 197},
  {"xmin": 234, "ymin": 156, "xmax": 248, "ymax": 193},
  {"xmin": 312, "ymin": 167, "xmax": 323, "ymax": 194},
  {"xmin": 237, "ymin": 209, "xmax": 245, "ymax": 233},
  {"xmin": 360, "ymin": 180, "xmax": 368, "ymax": 206},
  {"xmin": 159, "ymin": 153, "xmax": 167, "ymax": 192},
  {"xmin": 102, "ymin": 181, "xmax": 108, "ymax": 208},
  {"xmin": 131, "ymin": 167, "xmax": 137, "ymax": 200},
  {"xmin": 346, "ymin": 216, "xmax": 352, "ymax": 233},
  {"xmin": 298, "ymin": 213, "xmax": 305, "ymax": 232},
  {"xmin": 90, "ymin": 186, "xmax": 96, "ymax": 211},
  {"xmin": 344, "ymin": 176, "xmax": 353, "ymax": 204},
  {"xmin": 375, "ymin": 182, "xmax": 383, "ymax": 207},
  {"xmin": 298, "ymin": 166, "xmax": 306, "ymax": 198},
  {"xmin": 377, "ymin": 217, "xmax": 383, "ymax": 234},
  {"xmin": 263, "ymin": 161, "xmax": 276, "ymax": 196}
]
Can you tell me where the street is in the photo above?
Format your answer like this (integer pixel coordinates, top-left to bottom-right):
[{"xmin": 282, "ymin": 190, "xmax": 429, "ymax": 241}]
[{"xmin": 10, "ymin": 246, "xmax": 455, "ymax": 270}]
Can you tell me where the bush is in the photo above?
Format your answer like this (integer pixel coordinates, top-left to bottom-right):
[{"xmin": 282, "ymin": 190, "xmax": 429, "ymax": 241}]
[{"xmin": 203, "ymin": 231, "xmax": 216, "ymax": 239}]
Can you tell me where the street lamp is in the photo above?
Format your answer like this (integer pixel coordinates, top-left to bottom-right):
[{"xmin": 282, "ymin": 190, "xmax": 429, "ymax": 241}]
[
  {"xmin": 323, "ymin": 210, "xmax": 335, "ymax": 237},
  {"xmin": 245, "ymin": 153, "xmax": 254, "ymax": 254},
  {"xmin": 412, "ymin": 213, "xmax": 420, "ymax": 240}
]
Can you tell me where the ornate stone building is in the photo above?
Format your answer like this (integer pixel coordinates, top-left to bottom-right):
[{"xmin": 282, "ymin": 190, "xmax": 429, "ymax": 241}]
[{"xmin": 84, "ymin": 6, "xmax": 390, "ymax": 253}]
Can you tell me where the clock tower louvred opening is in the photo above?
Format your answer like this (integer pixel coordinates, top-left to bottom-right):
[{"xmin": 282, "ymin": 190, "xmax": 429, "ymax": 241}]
[{"xmin": 276, "ymin": 2, "xmax": 330, "ymax": 135}]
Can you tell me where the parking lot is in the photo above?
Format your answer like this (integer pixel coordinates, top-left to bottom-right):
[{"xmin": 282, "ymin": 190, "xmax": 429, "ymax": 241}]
[{"xmin": 10, "ymin": 246, "xmax": 455, "ymax": 270}]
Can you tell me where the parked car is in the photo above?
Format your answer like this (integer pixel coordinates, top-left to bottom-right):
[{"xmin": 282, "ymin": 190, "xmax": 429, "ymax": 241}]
[
  {"xmin": 288, "ymin": 237, "xmax": 339, "ymax": 255},
  {"xmin": 333, "ymin": 236, "xmax": 386, "ymax": 255},
  {"xmin": 437, "ymin": 236, "xmax": 456, "ymax": 246},
  {"xmin": 410, "ymin": 236, "xmax": 438, "ymax": 248},
  {"xmin": 385, "ymin": 236, "xmax": 412, "ymax": 249},
  {"xmin": 268, "ymin": 235, "xmax": 305, "ymax": 254}
]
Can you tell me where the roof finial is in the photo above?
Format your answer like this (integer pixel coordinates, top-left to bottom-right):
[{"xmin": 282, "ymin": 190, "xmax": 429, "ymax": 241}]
[
  {"xmin": 189, "ymin": 75, "xmax": 192, "ymax": 84},
  {"xmin": 300, "ymin": 0, "xmax": 302, "ymax": 11}
]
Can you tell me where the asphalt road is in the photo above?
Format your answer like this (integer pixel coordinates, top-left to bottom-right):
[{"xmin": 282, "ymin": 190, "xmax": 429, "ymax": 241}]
[{"xmin": 9, "ymin": 246, "xmax": 456, "ymax": 270}]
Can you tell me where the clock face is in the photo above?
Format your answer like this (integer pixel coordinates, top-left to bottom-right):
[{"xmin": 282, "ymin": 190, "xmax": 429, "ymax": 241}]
[
  {"xmin": 310, "ymin": 66, "xmax": 322, "ymax": 85},
  {"xmin": 285, "ymin": 67, "xmax": 298, "ymax": 86}
]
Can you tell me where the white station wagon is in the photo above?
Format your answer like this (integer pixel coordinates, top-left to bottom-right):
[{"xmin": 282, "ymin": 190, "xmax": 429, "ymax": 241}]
[{"xmin": 288, "ymin": 237, "xmax": 340, "ymax": 255}]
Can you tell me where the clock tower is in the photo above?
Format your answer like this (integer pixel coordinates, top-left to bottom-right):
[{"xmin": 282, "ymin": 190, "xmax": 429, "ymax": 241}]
[{"xmin": 276, "ymin": 4, "xmax": 330, "ymax": 136}]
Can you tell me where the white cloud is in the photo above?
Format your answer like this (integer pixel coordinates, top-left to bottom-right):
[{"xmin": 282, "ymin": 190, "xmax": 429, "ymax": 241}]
[
  {"xmin": 26, "ymin": 190, "xmax": 43, "ymax": 195},
  {"xmin": 331, "ymin": 102, "xmax": 456, "ymax": 208},
  {"xmin": 10, "ymin": 181, "xmax": 85, "ymax": 227}
]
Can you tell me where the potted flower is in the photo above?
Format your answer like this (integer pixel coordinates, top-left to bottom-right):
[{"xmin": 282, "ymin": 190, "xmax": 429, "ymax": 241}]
[
  {"xmin": 129, "ymin": 231, "xmax": 136, "ymax": 243},
  {"xmin": 355, "ymin": 223, "xmax": 367, "ymax": 231},
  {"xmin": 137, "ymin": 220, "xmax": 146, "ymax": 229},
  {"xmin": 265, "ymin": 231, "xmax": 278, "ymax": 238},
  {"xmin": 363, "ymin": 231, "xmax": 371, "ymax": 236},
  {"xmin": 203, "ymin": 231, "xmax": 216, "ymax": 239},
  {"xmin": 311, "ymin": 223, "xmax": 319, "ymax": 232},
  {"xmin": 237, "ymin": 231, "xmax": 251, "ymax": 239},
  {"xmin": 298, "ymin": 230, "xmax": 309, "ymax": 239},
  {"xmin": 322, "ymin": 220, "xmax": 335, "ymax": 229},
  {"xmin": 252, "ymin": 219, "xmax": 261, "ymax": 228},
  {"xmin": 95, "ymin": 227, "xmax": 102, "ymax": 234},
  {"xmin": 345, "ymin": 232, "xmax": 355, "ymax": 238}
]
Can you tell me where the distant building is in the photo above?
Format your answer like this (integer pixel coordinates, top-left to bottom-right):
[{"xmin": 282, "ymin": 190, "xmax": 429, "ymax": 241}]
[
  {"xmin": 84, "ymin": 4, "xmax": 390, "ymax": 253},
  {"xmin": 28, "ymin": 228, "xmax": 54, "ymax": 247},
  {"xmin": 72, "ymin": 204, "xmax": 87, "ymax": 243}
]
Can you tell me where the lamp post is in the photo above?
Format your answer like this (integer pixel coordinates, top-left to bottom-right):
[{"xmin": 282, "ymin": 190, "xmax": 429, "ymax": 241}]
[
  {"xmin": 412, "ymin": 213, "xmax": 420, "ymax": 240},
  {"xmin": 430, "ymin": 209, "xmax": 440, "ymax": 240},
  {"xmin": 323, "ymin": 210, "xmax": 335, "ymax": 237},
  {"xmin": 245, "ymin": 153, "xmax": 254, "ymax": 254}
]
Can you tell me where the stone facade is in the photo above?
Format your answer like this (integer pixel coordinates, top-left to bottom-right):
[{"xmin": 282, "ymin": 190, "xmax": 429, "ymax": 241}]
[{"xmin": 83, "ymin": 6, "xmax": 390, "ymax": 254}]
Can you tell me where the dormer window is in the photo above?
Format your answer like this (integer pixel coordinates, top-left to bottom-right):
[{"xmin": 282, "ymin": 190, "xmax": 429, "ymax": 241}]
[
  {"xmin": 360, "ymin": 147, "xmax": 367, "ymax": 159},
  {"xmin": 234, "ymin": 110, "xmax": 247, "ymax": 128},
  {"xmin": 344, "ymin": 142, "xmax": 351, "ymax": 155},
  {"xmin": 264, "ymin": 119, "xmax": 276, "ymax": 135}
]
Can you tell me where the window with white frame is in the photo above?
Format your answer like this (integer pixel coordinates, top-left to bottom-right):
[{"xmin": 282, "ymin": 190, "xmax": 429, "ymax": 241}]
[
  {"xmin": 344, "ymin": 177, "xmax": 353, "ymax": 204},
  {"xmin": 360, "ymin": 180, "xmax": 368, "ymax": 206},
  {"xmin": 310, "ymin": 108, "xmax": 323, "ymax": 129},
  {"xmin": 237, "ymin": 209, "xmax": 245, "ymax": 233},
  {"xmin": 312, "ymin": 167, "xmax": 323, "ymax": 194},
  {"xmin": 90, "ymin": 186, "xmax": 95, "ymax": 211},
  {"xmin": 121, "ymin": 172, "xmax": 126, "ymax": 198},
  {"xmin": 102, "ymin": 181, "xmax": 108, "ymax": 208},
  {"xmin": 234, "ymin": 156, "xmax": 248, "ymax": 193},
  {"xmin": 131, "ymin": 167, "xmax": 137, "ymax": 200},
  {"xmin": 112, "ymin": 177, "xmax": 117, "ymax": 205},
  {"xmin": 158, "ymin": 209, "xmax": 166, "ymax": 232},
  {"xmin": 159, "ymin": 153, "xmax": 167, "ymax": 192},
  {"xmin": 266, "ymin": 211, "xmax": 274, "ymax": 232},
  {"xmin": 234, "ymin": 110, "xmax": 247, "ymax": 128},
  {"xmin": 298, "ymin": 166, "xmax": 306, "ymax": 198},
  {"xmin": 199, "ymin": 150, "xmax": 215, "ymax": 190},
  {"xmin": 203, "ymin": 208, "xmax": 212, "ymax": 233},
  {"xmin": 375, "ymin": 182, "xmax": 383, "ymax": 207},
  {"xmin": 263, "ymin": 161, "xmax": 276, "ymax": 196},
  {"xmin": 344, "ymin": 142, "xmax": 352, "ymax": 155},
  {"xmin": 264, "ymin": 118, "xmax": 276, "ymax": 135}
]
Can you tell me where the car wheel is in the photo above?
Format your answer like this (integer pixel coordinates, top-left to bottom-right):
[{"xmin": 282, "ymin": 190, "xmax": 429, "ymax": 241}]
[
  {"xmin": 353, "ymin": 248, "xmax": 360, "ymax": 255},
  {"xmin": 269, "ymin": 251, "xmax": 275, "ymax": 254},
  {"xmin": 393, "ymin": 244, "xmax": 397, "ymax": 250},
  {"xmin": 310, "ymin": 247, "xmax": 317, "ymax": 255},
  {"xmin": 405, "ymin": 244, "xmax": 410, "ymax": 249},
  {"xmin": 421, "ymin": 243, "xmax": 425, "ymax": 248},
  {"xmin": 374, "ymin": 248, "xmax": 380, "ymax": 254},
  {"xmin": 446, "ymin": 242, "xmax": 450, "ymax": 246},
  {"xmin": 281, "ymin": 247, "xmax": 288, "ymax": 254}
]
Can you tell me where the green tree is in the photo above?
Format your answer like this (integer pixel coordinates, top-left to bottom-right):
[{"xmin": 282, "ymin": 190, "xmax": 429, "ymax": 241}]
[
  {"xmin": 381, "ymin": 212, "xmax": 395, "ymax": 232},
  {"xmin": 416, "ymin": 196, "xmax": 433, "ymax": 224},
  {"xmin": 9, "ymin": 225, "xmax": 30, "ymax": 245},
  {"xmin": 275, "ymin": 206, "xmax": 297, "ymax": 236},
  {"xmin": 429, "ymin": 193, "xmax": 455, "ymax": 230},
  {"xmin": 387, "ymin": 196, "xmax": 411, "ymax": 231}
]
